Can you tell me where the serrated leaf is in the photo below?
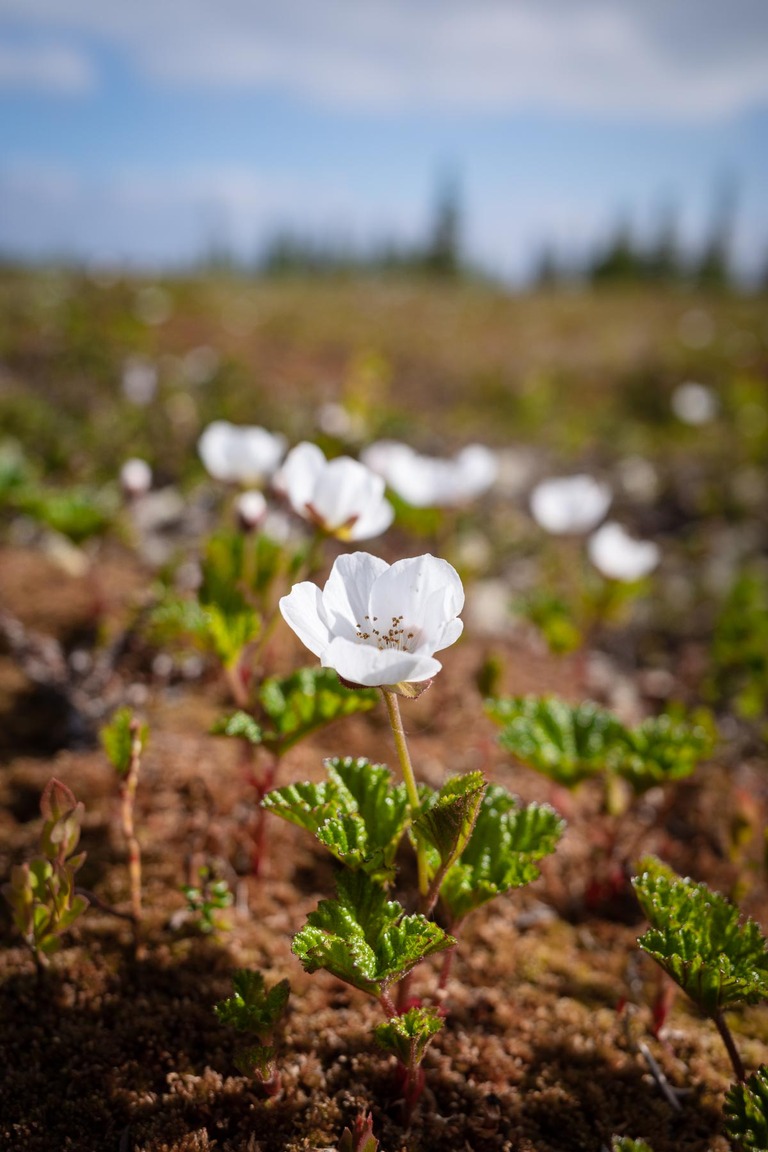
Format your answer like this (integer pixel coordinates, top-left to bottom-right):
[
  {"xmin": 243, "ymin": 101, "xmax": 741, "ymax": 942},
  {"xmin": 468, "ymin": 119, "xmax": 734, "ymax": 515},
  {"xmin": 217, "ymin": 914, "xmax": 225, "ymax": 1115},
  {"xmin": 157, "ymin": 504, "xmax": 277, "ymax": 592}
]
[
  {"xmin": 264, "ymin": 758, "xmax": 409, "ymax": 880},
  {"xmin": 292, "ymin": 872, "xmax": 454, "ymax": 998},
  {"xmin": 725, "ymin": 1065, "xmax": 768, "ymax": 1152},
  {"xmin": 634, "ymin": 858, "xmax": 768, "ymax": 1014},
  {"xmin": 374, "ymin": 1005, "xmax": 444, "ymax": 1067},
  {"xmin": 439, "ymin": 784, "xmax": 565, "ymax": 925},
  {"xmin": 608, "ymin": 714, "xmax": 713, "ymax": 794},
  {"xmin": 415, "ymin": 772, "xmax": 486, "ymax": 867},
  {"xmin": 257, "ymin": 668, "xmax": 378, "ymax": 754},
  {"xmin": 214, "ymin": 970, "xmax": 290, "ymax": 1035},
  {"xmin": 211, "ymin": 710, "xmax": 264, "ymax": 746},
  {"xmin": 486, "ymin": 695, "xmax": 625, "ymax": 786},
  {"xmin": 262, "ymin": 780, "xmax": 349, "ymax": 835}
]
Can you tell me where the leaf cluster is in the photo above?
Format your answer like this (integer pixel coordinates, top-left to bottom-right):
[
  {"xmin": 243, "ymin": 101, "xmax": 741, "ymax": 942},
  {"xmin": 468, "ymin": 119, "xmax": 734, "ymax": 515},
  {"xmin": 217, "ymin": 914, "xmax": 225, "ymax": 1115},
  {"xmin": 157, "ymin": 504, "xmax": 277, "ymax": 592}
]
[
  {"xmin": 724, "ymin": 1064, "xmax": 768, "ymax": 1151},
  {"xmin": 374, "ymin": 1005, "xmax": 444, "ymax": 1068},
  {"xmin": 708, "ymin": 566, "xmax": 768, "ymax": 723},
  {"xmin": 265, "ymin": 755, "xmax": 408, "ymax": 882},
  {"xmin": 611, "ymin": 1139, "xmax": 654, "ymax": 1152},
  {"xmin": 292, "ymin": 871, "xmax": 454, "ymax": 999},
  {"xmin": 2, "ymin": 778, "xmax": 89, "ymax": 961},
  {"xmin": 633, "ymin": 857, "xmax": 768, "ymax": 1015},
  {"xmin": 437, "ymin": 784, "xmax": 564, "ymax": 925},
  {"xmin": 486, "ymin": 695, "xmax": 712, "ymax": 793},
  {"xmin": 214, "ymin": 969, "xmax": 290, "ymax": 1083}
]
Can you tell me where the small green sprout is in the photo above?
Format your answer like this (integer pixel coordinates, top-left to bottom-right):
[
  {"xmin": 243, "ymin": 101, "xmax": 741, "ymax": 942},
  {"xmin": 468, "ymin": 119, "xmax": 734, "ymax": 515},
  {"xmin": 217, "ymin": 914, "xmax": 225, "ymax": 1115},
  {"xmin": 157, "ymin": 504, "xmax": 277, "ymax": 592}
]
[
  {"xmin": 725, "ymin": 1065, "xmax": 768, "ymax": 1151},
  {"xmin": 101, "ymin": 708, "xmax": 148, "ymax": 930},
  {"xmin": 610, "ymin": 1139, "xmax": 654, "ymax": 1152},
  {"xmin": 2, "ymin": 778, "xmax": 89, "ymax": 970},
  {"xmin": 338, "ymin": 1112, "xmax": 379, "ymax": 1152},
  {"xmin": 214, "ymin": 969, "xmax": 290, "ymax": 1091},
  {"xmin": 633, "ymin": 857, "xmax": 768, "ymax": 1081},
  {"xmin": 374, "ymin": 1005, "xmax": 444, "ymax": 1120},
  {"xmin": 182, "ymin": 865, "xmax": 234, "ymax": 937}
]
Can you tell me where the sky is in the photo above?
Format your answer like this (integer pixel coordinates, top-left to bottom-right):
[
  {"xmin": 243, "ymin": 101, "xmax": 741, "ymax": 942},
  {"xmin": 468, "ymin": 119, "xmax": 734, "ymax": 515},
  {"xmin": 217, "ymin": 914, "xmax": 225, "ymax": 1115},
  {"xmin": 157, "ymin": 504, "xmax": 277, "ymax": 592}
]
[{"xmin": 1, "ymin": 0, "xmax": 767, "ymax": 282}]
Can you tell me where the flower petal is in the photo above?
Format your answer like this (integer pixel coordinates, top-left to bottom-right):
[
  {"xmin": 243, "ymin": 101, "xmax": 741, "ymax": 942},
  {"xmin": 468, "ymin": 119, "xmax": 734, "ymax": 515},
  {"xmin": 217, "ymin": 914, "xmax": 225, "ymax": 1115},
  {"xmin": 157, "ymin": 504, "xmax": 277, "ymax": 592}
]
[
  {"xmin": 347, "ymin": 495, "xmax": 394, "ymax": 540},
  {"xmin": 310, "ymin": 457, "xmax": 384, "ymax": 531},
  {"xmin": 369, "ymin": 554, "xmax": 464, "ymax": 643},
  {"xmin": 322, "ymin": 552, "xmax": 389, "ymax": 641},
  {"xmin": 279, "ymin": 581, "xmax": 331, "ymax": 658},
  {"xmin": 322, "ymin": 636, "xmax": 442, "ymax": 687},
  {"xmin": 274, "ymin": 441, "xmax": 326, "ymax": 506}
]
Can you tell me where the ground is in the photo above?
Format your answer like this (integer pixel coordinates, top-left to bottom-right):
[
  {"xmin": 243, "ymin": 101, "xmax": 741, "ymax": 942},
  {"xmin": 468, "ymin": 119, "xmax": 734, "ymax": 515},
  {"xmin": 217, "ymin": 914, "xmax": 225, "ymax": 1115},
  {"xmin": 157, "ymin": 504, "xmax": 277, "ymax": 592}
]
[{"xmin": 1, "ymin": 273, "xmax": 767, "ymax": 1151}]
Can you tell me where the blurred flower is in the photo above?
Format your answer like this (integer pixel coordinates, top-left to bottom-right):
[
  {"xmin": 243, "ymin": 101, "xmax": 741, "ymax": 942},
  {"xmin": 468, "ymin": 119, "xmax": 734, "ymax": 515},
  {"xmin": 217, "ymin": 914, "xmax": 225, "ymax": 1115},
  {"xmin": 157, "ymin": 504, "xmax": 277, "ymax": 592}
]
[
  {"xmin": 121, "ymin": 356, "xmax": 158, "ymax": 406},
  {"xmin": 234, "ymin": 489, "xmax": 268, "ymax": 532},
  {"xmin": 529, "ymin": 474, "xmax": 611, "ymax": 534},
  {"xmin": 280, "ymin": 551, "xmax": 463, "ymax": 691},
  {"xmin": 587, "ymin": 521, "xmax": 660, "ymax": 582},
  {"xmin": 361, "ymin": 440, "xmax": 498, "ymax": 507},
  {"xmin": 198, "ymin": 420, "xmax": 287, "ymax": 485},
  {"xmin": 120, "ymin": 457, "xmax": 152, "ymax": 498},
  {"xmin": 671, "ymin": 381, "xmax": 718, "ymax": 426},
  {"xmin": 274, "ymin": 441, "xmax": 393, "ymax": 541}
]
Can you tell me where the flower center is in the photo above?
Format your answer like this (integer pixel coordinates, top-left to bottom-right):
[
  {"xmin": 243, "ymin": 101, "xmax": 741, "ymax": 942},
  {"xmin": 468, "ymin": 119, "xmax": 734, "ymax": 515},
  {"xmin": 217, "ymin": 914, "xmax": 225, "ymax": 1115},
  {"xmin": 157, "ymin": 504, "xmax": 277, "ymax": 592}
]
[{"xmin": 355, "ymin": 614, "xmax": 418, "ymax": 652}]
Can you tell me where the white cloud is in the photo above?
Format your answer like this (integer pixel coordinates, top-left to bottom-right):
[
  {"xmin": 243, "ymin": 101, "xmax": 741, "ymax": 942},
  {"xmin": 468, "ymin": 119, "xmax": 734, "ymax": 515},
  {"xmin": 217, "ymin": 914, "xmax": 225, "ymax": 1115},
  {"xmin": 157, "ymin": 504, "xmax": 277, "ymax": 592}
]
[
  {"xmin": 4, "ymin": 0, "xmax": 768, "ymax": 119},
  {"xmin": 0, "ymin": 39, "xmax": 94, "ymax": 93}
]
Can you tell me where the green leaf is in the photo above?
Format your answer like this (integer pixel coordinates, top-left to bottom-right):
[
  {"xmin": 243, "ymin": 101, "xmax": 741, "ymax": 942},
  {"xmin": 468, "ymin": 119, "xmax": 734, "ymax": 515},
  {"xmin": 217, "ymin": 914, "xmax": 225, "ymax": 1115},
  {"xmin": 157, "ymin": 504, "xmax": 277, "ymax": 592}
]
[
  {"xmin": 608, "ymin": 714, "xmax": 714, "ymax": 793},
  {"xmin": 100, "ymin": 708, "xmax": 148, "ymax": 777},
  {"xmin": 292, "ymin": 871, "xmax": 454, "ymax": 998},
  {"xmin": 374, "ymin": 1005, "xmax": 444, "ymax": 1067},
  {"xmin": 633, "ymin": 858, "xmax": 768, "ymax": 1014},
  {"xmin": 210, "ymin": 710, "xmax": 264, "ymax": 746},
  {"xmin": 338, "ymin": 1113, "xmax": 379, "ymax": 1152},
  {"xmin": 439, "ymin": 784, "xmax": 565, "ymax": 925},
  {"xmin": 486, "ymin": 695, "xmax": 626, "ymax": 786},
  {"xmin": 214, "ymin": 969, "xmax": 290, "ymax": 1036},
  {"xmin": 262, "ymin": 780, "xmax": 353, "ymax": 836},
  {"xmin": 264, "ymin": 758, "xmax": 409, "ymax": 880},
  {"xmin": 18, "ymin": 484, "xmax": 116, "ymax": 542},
  {"xmin": 257, "ymin": 667, "xmax": 378, "ymax": 754},
  {"xmin": 414, "ymin": 772, "xmax": 486, "ymax": 884},
  {"xmin": 725, "ymin": 1065, "xmax": 768, "ymax": 1152},
  {"xmin": 611, "ymin": 1139, "xmax": 655, "ymax": 1152}
]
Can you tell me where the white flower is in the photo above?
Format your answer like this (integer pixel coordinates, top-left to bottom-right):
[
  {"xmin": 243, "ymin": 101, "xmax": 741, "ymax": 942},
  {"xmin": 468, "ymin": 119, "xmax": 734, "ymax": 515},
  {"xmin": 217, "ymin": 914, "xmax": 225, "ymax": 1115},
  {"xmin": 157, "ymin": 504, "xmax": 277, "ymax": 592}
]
[
  {"xmin": 529, "ymin": 474, "xmax": 612, "ymax": 535},
  {"xmin": 671, "ymin": 381, "xmax": 718, "ymax": 426},
  {"xmin": 587, "ymin": 521, "xmax": 660, "ymax": 582},
  {"xmin": 120, "ymin": 457, "xmax": 152, "ymax": 498},
  {"xmin": 198, "ymin": 420, "xmax": 287, "ymax": 485},
  {"xmin": 361, "ymin": 440, "xmax": 498, "ymax": 508},
  {"xmin": 280, "ymin": 552, "xmax": 464, "ymax": 690},
  {"xmin": 274, "ymin": 441, "xmax": 393, "ymax": 541}
]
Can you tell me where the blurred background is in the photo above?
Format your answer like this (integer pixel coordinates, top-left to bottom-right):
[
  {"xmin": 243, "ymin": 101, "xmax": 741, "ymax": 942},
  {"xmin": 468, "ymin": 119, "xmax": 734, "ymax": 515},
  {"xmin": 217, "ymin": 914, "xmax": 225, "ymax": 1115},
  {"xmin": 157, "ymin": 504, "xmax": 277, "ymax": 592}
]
[{"xmin": 1, "ymin": 0, "xmax": 767, "ymax": 286}]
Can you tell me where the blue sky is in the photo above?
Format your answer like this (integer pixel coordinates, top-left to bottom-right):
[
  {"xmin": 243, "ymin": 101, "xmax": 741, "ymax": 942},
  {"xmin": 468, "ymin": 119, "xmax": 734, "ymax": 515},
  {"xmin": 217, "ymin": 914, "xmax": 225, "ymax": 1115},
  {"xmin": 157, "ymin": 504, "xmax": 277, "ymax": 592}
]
[{"xmin": 1, "ymin": 1, "xmax": 767, "ymax": 281}]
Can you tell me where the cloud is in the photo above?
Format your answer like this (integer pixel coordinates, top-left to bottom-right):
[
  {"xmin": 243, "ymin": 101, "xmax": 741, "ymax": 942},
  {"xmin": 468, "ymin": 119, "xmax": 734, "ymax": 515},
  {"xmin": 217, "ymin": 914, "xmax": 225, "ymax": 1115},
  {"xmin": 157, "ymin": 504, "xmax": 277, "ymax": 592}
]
[
  {"xmin": 0, "ymin": 38, "xmax": 94, "ymax": 93},
  {"xmin": 4, "ymin": 0, "xmax": 768, "ymax": 119}
]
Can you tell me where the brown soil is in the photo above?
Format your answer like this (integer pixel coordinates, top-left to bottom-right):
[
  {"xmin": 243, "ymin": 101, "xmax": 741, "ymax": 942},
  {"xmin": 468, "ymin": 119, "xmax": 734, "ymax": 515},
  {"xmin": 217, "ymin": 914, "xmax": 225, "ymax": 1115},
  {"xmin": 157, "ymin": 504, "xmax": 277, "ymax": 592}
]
[{"xmin": 1, "ymin": 542, "xmax": 767, "ymax": 1152}]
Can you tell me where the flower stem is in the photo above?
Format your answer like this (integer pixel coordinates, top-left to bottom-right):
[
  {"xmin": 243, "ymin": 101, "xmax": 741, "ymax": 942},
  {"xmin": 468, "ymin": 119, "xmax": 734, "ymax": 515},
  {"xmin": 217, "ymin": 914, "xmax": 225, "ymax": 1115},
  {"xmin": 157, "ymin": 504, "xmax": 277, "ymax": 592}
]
[{"xmin": 381, "ymin": 688, "xmax": 428, "ymax": 898}]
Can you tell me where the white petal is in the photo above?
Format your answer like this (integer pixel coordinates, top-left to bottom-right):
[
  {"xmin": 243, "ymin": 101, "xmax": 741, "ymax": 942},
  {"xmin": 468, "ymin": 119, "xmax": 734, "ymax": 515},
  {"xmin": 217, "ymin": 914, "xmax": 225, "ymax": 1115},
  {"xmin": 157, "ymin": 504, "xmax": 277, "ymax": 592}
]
[
  {"xmin": 198, "ymin": 421, "xmax": 236, "ymax": 482},
  {"xmin": 310, "ymin": 457, "xmax": 383, "ymax": 531},
  {"xmin": 322, "ymin": 552, "xmax": 389, "ymax": 640},
  {"xmin": 530, "ymin": 474, "xmax": 612, "ymax": 535},
  {"xmin": 346, "ymin": 495, "xmax": 394, "ymax": 540},
  {"xmin": 587, "ymin": 522, "xmax": 660, "ymax": 582},
  {"xmin": 322, "ymin": 636, "xmax": 442, "ymax": 687},
  {"xmin": 279, "ymin": 581, "xmax": 331, "ymax": 658},
  {"xmin": 369, "ymin": 554, "xmax": 464, "ymax": 645},
  {"xmin": 275, "ymin": 441, "xmax": 326, "ymax": 506}
]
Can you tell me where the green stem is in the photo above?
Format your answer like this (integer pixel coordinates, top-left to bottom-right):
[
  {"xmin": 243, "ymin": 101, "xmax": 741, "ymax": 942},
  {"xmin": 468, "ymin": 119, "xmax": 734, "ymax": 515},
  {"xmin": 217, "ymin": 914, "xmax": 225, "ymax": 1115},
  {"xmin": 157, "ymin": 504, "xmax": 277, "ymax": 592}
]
[{"xmin": 381, "ymin": 688, "xmax": 428, "ymax": 898}]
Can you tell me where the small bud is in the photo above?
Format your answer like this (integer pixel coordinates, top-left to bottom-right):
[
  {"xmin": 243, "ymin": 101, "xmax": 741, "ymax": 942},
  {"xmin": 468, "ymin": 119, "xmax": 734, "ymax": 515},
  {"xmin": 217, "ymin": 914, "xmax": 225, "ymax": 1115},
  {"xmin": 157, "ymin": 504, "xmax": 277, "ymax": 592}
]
[
  {"xmin": 120, "ymin": 458, "xmax": 153, "ymax": 499},
  {"xmin": 235, "ymin": 490, "xmax": 268, "ymax": 532}
]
